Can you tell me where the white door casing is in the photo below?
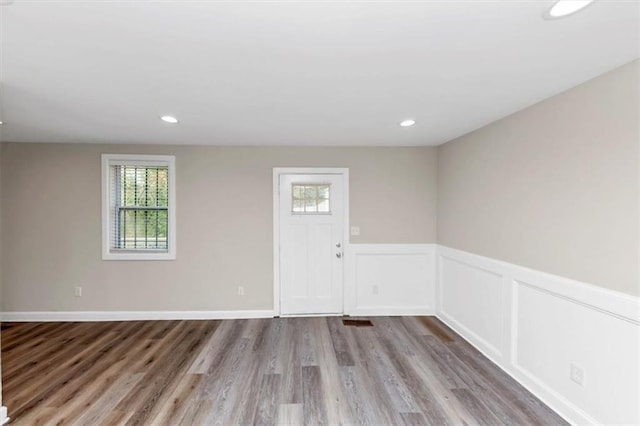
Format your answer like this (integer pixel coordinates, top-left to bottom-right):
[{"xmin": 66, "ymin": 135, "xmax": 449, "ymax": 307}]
[{"xmin": 273, "ymin": 168, "xmax": 349, "ymax": 316}]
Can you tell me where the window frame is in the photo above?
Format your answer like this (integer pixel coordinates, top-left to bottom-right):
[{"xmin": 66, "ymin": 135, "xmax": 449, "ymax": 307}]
[{"xmin": 101, "ymin": 154, "xmax": 177, "ymax": 260}]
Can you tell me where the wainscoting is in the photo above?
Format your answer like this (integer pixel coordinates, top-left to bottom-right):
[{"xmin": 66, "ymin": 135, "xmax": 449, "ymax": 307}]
[
  {"xmin": 345, "ymin": 244, "xmax": 436, "ymax": 316},
  {"xmin": 436, "ymin": 245, "xmax": 640, "ymax": 425},
  {"xmin": 1, "ymin": 243, "xmax": 637, "ymax": 424}
]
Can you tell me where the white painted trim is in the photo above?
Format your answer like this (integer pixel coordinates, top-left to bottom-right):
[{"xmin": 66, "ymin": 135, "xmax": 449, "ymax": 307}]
[
  {"xmin": 0, "ymin": 407, "xmax": 7, "ymax": 426},
  {"xmin": 435, "ymin": 245, "xmax": 640, "ymax": 425},
  {"xmin": 345, "ymin": 243, "xmax": 436, "ymax": 316},
  {"xmin": 507, "ymin": 281, "xmax": 598, "ymax": 426},
  {"xmin": 511, "ymin": 267, "xmax": 639, "ymax": 325},
  {"xmin": 346, "ymin": 243, "xmax": 436, "ymax": 254},
  {"xmin": 436, "ymin": 251, "xmax": 507, "ymax": 360},
  {"xmin": 437, "ymin": 246, "xmax": 639, "ymax": 324},
  {"xmin": 101, "ymin": 154, "xmax": 177, "ymax": 261},
  {"xmin": 0, "ymin": 310, "xmax": 275, "ymax": 322},
  {"xmin": 272, "ymin": 167, "xmax": 350, "ymax": 316},
  {"xmin": 349, "ymin": 307, "xmax": 434, "ymax": 317}
]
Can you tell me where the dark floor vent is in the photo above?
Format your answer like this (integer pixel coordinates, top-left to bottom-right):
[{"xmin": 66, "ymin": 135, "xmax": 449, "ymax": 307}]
[{"xmin": 342, "ymin": 318, "xmax": 373, "ymax": 327}]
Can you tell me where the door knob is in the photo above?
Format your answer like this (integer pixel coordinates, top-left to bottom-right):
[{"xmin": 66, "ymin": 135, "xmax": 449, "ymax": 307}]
[
  {"xmin": 336, "ymin": 243, "xmax": 341, "ymax": 248},
  {"xmin": 336, "ymin": 252, "xmax": 342, "ymax": 258}
]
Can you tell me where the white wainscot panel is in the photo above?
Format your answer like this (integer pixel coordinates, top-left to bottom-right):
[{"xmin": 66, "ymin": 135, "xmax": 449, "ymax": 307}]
[
  {"xmin": 438, "ymin": 254, "xmax": 505, "ymax": 359},
  {"xmin": 436, "ymin": 245, "xmax": 640, "ymax": 425},
  {"xmin": 514, "ymin": 281, "xmax": 640, "ymax": 425},
  {"xmin": 346, "ymin": 244, "xmax": 435, "ymax": 316}
]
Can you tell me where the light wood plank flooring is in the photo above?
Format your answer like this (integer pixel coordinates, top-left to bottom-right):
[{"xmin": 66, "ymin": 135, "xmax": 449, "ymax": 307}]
[{"xmin": 1, "ymin": 317, "xmax": 567, "ymax": 425}]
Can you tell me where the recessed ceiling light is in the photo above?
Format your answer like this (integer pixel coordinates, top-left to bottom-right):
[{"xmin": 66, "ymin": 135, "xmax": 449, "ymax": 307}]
[
  {"xmin": 399, "ymin": 119, "xmax": 416, "ymax": 127},
  {"xmin": 160, "ymin": 115, "xmax": 178, "ymax": 124},
  {"xmin": 0, "ymin": 121, "xmax": 4, "ymax": 125},
  {"xmin": 544, "ymin": 0, "xmax": 596, "ymax": 19}
]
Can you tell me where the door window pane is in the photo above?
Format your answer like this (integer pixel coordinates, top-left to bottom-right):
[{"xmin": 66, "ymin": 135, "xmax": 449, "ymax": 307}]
[
  {"xmin": 318, "ymin": 199, "xmax": 330, "ymax": 212},
  {"xmin": 292, "ymin": 184, "xmax": 331, "ymax": 214},
  {"xmin": 293, "ymin": 199, "xmax": 304, "ymax": 213}
]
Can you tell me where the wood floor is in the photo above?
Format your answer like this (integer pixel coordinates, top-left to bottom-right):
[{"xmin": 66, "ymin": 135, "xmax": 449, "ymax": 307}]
[{"xmin": 1, "ymin": 317, "xmax": 567, "ymax": 425}]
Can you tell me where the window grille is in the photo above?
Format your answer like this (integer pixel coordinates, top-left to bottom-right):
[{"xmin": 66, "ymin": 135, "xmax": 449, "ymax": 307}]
[
  {"xmin": 292, "ymin": 184, "xmax": 331, "ymax": 214},
  {"xmin": 111, "ymin": 165, "xmax": 169, "ymax": 250}
]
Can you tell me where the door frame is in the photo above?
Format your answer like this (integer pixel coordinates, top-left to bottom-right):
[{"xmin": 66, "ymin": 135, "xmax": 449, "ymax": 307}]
[{"xmin": 273, "ymin": 167, "xmax": 350, "ymax": 316}]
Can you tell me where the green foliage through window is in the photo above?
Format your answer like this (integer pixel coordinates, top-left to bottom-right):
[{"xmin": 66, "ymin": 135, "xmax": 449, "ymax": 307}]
[
  {"xmin": 292, "ymin": 183, "xmax": 330, "ymax": 214},
  {"xmin": 113, "ymin": 165, "xmax": 169, "ymax": 250}
]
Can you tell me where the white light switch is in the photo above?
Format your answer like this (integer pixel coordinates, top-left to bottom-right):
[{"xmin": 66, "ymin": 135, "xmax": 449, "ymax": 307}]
[{"xmin": 350, "ymin": 226, "xmax": 360, "ymax": 236}]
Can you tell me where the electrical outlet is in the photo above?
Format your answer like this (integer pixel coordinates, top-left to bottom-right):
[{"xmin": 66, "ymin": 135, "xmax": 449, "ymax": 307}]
[
  {"xmin": 372, "ymin": 285, "xmax": 379, "ymax": 295},
  {"xmin": 350, "ymin": 226, "xmax": 360, "ymax": 236},
  {"xmin": 74, "ymin": 286, "xmax": 82, "ymax": 297},
  {"xmin": 238, "ymin": 286, "xmax": 245, "ymax": 296},
  {"xmin": 570, "ymin": 363, "xmax": 585, "ymax": 386}
]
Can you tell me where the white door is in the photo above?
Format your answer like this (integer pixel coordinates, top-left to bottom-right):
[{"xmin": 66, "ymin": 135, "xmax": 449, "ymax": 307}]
[{"xmin": 279, "ymin": 173, "xmax": 345, "ymax": 315}]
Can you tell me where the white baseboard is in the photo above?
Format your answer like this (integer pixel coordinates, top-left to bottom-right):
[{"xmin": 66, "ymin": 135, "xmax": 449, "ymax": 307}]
[
  {"xmin": 0, "ymin": 406, "xmax": 8, "ymax": 425},
  {"xmin": 346, "ymin": 243, "xmax": 436, "ymax": 316},
  {"xmin": 0, "ymin": 310, "xmax": 275, "ymax": 322},
  {"xmin": 348, "ymin": 306, "xmax": 434, "ymax": 316},
  {"xmin": 436, "ymin": 245, "xmax": 640, "ymax": 426}
]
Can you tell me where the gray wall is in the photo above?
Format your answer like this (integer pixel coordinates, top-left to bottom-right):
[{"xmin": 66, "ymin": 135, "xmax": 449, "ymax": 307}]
[
  {"xmin": 1, "ymin": 60, "xmax": 637, "ymax": 312},
  {"xmin": 0, "ymin": 144, "xmax": 437, "ymax": 311},
  {"xmin": 437, "ymin": 60, "xmax": 639, "ymax": 296}
]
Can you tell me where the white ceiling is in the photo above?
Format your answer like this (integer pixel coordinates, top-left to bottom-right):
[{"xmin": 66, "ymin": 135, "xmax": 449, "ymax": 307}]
[{"xmin": 0, "ymin": 0, "xmax": 638, "ymax": 146}]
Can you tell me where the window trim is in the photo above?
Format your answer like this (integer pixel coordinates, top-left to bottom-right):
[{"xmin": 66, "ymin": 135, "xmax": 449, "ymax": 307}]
[{"xmin": 101, "ymin": 154, "xmax": 177, "ymax": 260}]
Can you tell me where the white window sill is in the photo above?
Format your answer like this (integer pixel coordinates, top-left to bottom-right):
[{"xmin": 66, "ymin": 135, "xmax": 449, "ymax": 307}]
[{"xmin": 102, "ymin": 251, "xmax": 176, "ymax": 261}]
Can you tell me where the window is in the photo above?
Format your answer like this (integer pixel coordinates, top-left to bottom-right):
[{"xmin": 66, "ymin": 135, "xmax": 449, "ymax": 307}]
[
  {"xmin": 292, "ymin": 183, "xmax": 331, "ymax": 214},
  {"xmin": 102, "ymin": 154, "xmax": 176, "ymax": 260}
]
